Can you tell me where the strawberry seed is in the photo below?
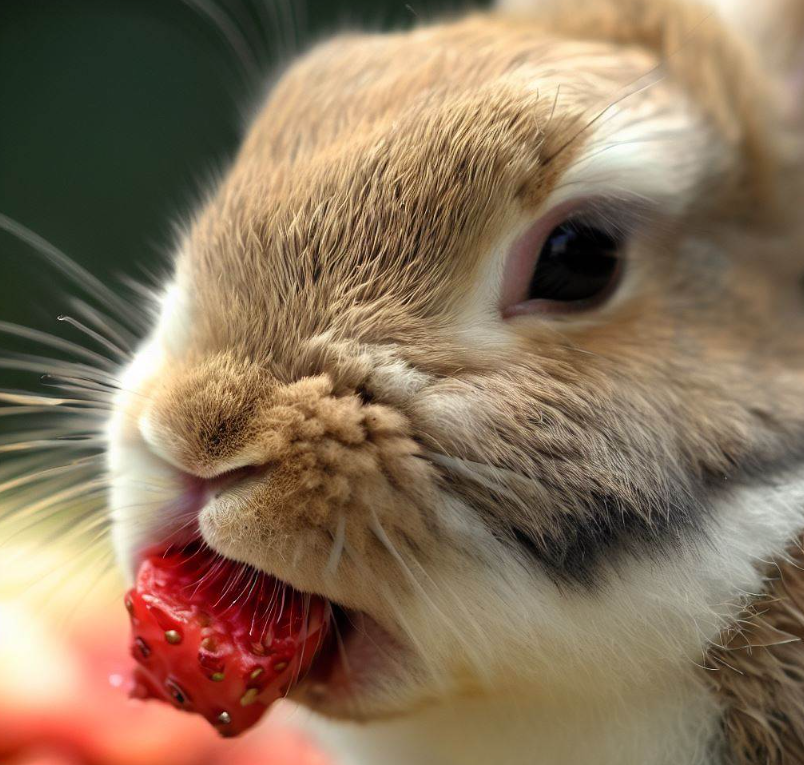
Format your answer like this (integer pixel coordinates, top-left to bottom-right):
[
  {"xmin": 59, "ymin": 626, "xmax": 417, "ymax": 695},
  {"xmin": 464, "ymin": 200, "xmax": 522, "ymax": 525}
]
[{"xmin": 201, "ymin": 637, "xmax": 217, "ymax": 651}]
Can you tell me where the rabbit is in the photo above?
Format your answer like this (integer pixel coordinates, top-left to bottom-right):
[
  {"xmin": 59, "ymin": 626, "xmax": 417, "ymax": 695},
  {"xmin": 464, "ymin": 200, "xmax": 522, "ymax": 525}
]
[{"xmin": 4, "ymin": 0, "xmax": 804, "ymax": 763}]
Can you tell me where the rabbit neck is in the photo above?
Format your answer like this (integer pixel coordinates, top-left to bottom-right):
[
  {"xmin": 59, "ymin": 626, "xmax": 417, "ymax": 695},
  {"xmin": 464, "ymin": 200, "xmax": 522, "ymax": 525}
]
[{"xmin": 305, "ymin": 675, "xmax": 722, "ymax": 765}]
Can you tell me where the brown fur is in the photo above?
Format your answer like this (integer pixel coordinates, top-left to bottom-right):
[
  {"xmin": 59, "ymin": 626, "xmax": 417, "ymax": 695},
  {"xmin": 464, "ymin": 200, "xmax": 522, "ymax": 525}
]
[
  {"xmin": 151, "ymin": 353, "xmax": 432, "ymax": 542},
  {"xmin": 106, "ymin": 0, "xmax": 804, "ymax": 751},
  {"xmin": 708, "ymin": 542, "xmax": 804, "ymax": 764},
  {"xmin": 499, "ymin": 0, "xmax": 780, "ymax": 212}
]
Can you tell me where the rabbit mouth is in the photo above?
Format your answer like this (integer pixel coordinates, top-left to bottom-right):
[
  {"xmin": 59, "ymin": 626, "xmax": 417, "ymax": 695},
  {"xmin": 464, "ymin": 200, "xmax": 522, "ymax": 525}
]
[
  {"xmin": 118, "ymin": 454, "xmax": 420, "ymax": 723},
  {"xmin": 129, "ymin": 534, "xmax": 408, "ymax": 722},
  {"xmin": 292, "ymin": 604, "xmax": 407, "ymax": 715}
]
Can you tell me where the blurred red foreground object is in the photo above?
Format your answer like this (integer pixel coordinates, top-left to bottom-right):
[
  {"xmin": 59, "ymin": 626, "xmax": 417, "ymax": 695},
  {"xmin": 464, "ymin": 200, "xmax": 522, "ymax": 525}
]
[{"xmin": 0, "ymin": 597, "xmax": 333, "ymax": 765}]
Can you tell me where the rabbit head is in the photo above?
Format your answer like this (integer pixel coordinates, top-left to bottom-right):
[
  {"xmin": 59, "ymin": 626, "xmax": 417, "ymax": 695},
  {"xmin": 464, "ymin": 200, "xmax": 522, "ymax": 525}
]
[{"xmin": 107, "ymin": 0, "xmax": 804, "ymax": 743}]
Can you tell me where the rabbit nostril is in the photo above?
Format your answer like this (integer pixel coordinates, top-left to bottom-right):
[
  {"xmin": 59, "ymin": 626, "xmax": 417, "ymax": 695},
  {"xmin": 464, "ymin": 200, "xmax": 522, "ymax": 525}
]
[
  {"xmin": 356, "ymin": 386, "xmax": 374, "ymax": 405},
  {"xmin": 206, "ymin": 464, "xmax": 267, "ymax": 498}
]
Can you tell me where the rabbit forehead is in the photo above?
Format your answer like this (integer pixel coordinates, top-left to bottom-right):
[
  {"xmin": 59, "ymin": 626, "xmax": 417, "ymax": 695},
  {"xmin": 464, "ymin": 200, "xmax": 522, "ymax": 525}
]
[{"xmin": 177, "ymin": 18, "xmax": 723, "ymax": 358}]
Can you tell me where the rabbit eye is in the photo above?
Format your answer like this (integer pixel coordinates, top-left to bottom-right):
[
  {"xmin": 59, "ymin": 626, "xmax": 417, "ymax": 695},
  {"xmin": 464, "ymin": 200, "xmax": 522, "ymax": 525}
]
[
  {"xmin": 502, "ymin": 217, "xmax": 623, "ymax": 317},
  {"xmin": 529, "ymin": 223, "xmax": 620, "ymax": 303}
]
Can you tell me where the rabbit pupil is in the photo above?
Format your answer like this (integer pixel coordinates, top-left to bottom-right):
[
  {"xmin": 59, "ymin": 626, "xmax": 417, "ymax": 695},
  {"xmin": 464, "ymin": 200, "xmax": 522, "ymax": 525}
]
[{"xmin": 527, "ymin": 222, "xmax": 621, "ymax": 303}]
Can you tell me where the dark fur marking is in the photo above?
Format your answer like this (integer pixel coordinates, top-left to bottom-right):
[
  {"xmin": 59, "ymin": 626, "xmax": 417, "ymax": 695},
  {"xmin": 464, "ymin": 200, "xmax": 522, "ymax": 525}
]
[
  {"xmin": 441, "ymin": 436, "xmax": 804, "ymax": 588},
  {"xmin": 508, "ymin": 486, "xmax": 704, "ymax": 588}
]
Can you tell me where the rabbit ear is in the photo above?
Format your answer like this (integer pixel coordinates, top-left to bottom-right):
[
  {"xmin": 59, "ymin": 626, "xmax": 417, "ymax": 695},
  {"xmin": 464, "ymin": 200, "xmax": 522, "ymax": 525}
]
[
  {"xmin": 697, "ymin": 0, "xmax": 803, "ymax": 66},
  {"xmin": 694, "ymin": 0, "xmax": 804, "ymax": 120},
  {"xmin": 496, "ymin": 0, "xmax": 804, "ymax": 119}
]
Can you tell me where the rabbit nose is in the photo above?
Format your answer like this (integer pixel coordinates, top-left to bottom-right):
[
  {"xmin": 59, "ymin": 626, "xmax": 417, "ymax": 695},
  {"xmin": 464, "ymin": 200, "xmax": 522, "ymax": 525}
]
[
  {"xmin": 138, "ymin": 352, "xmax": 274, "ymax": 479},
  {"xmin": 138, "ymin": 407, "xmax": 268, "ymax": 481},
  {"xmin": 136, "ymin": 351, "xmax": 418, "ymax": 547}
]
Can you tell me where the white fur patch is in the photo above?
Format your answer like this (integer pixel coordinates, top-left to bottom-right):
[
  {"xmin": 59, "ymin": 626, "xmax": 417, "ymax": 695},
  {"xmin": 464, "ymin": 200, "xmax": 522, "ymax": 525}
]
[
  {"xmin": 106, "ymin": 280, "xmax": 192, "ymax": 581},
  {"xmin": 554, "ymin": 100, "xmax": 724, "ymax": 216},
  {"xmin": 156, "ymin": 278, "xmax": 193, "ymax": 358},
  {"xmin": 297, "ymin": 472, "xmax": 804, "ymax": 765}
]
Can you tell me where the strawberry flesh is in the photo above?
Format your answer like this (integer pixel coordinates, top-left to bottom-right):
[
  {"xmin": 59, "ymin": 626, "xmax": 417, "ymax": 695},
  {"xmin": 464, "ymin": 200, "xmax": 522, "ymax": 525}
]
[{"xmin": 126, "ymin": 544, "xmax": 329, "ymax": 736}]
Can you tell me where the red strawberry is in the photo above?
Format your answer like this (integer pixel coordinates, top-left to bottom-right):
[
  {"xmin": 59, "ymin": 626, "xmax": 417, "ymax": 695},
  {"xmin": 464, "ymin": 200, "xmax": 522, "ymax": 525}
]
[{"xmin": 126, "ymin": 544, "xmax": 329, "ymax": 736}]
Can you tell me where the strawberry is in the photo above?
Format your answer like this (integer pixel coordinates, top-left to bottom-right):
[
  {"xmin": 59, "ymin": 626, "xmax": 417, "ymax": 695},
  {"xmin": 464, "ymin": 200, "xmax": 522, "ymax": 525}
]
[{"xmin": 125, "ymin": 544, "xmax": 329, "ymax": 737}]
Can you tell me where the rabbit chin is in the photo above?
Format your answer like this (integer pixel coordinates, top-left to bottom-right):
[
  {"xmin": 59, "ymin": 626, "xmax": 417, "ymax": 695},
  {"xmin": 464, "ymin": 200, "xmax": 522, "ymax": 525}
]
[
  {"xmin": 291, "ymin": 477, "xmax": 804, "ymax": 765},
  {"xmin": 289, "ymin": 611, "xmax": 437, "ymax": 722}
]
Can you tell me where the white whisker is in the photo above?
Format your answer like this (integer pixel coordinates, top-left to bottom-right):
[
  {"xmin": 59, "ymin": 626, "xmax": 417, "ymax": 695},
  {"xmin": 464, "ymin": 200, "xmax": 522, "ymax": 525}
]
[
  {"xmin": 0, "ymin": 320, "xmax": 116, "ymax": 370},
  {"xmin": 325, "ymin": 513, "xmax": 347, "ymax": 577},
  {"xmin": 57, "ymin": 315, "xmax": 130, "ymax": 361},
  {"xmin": 67, "ymin": 297, "xmax": 138, "ymax": 355},
  {"xmin": 179, "ymin": 0, "xmax": 262, "ymax": 86},
  {"xmin": 0, "ymin": 390, "xmax": 105, "ymax": 408},
  {"xmin": 0, "ymin": 213, "xmax": 146, "ymax": 332}
]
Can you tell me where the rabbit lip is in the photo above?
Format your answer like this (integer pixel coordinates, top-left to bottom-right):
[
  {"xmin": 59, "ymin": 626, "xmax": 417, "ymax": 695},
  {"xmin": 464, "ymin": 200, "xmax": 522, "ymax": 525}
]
[
  {"xmin": 132, "ymin": 534, "xmax": 399, "ymax": 715},
  {"xmin": 126, "ymin": 465, "xmax": 271, "ymax": 571},
  {"xmin": 134, "ymin": 480, "xmax": 404, "ymax": 714},
  {"xmin": 190, "ymin": 463, "xmax": 271, "ymax": 498},
  {"xmin": 133, "ymin": 468, "xmax": 408, "ymax": 714},
  {"xmin": 292, "ymin": 606, "xmax": 407, "ymax": 712}
]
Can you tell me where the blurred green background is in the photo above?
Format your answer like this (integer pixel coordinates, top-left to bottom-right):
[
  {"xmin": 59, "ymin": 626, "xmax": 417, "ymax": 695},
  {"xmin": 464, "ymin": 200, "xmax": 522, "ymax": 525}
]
[{"xmin": 0, "ymin": 0, "xmax": 487, "ymax": 352}]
